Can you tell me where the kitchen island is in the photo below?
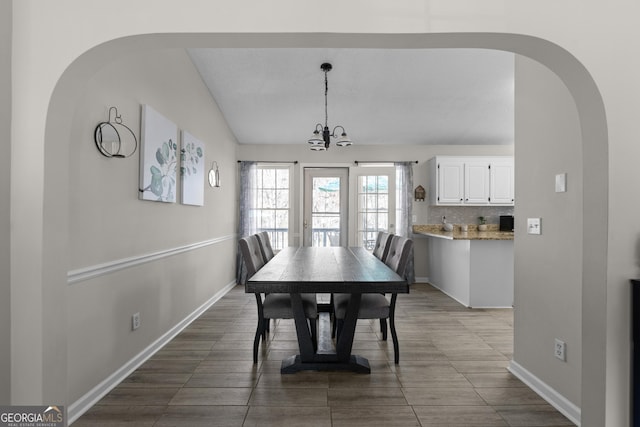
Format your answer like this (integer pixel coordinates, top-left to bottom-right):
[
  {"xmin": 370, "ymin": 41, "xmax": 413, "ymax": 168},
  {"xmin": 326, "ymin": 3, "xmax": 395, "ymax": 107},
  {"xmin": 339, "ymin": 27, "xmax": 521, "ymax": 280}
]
[{"xmin": 413, "ymin": 225, "xmax": 514, "ymax": 308}]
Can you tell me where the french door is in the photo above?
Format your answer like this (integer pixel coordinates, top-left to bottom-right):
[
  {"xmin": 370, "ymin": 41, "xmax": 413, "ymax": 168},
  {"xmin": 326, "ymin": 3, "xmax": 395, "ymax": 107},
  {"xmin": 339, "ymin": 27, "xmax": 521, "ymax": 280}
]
[
  {"xmin": 351, "ymin": 167, "xmax": 396, "ymax": 250},
  {"xmin": 303, "ymin": 168, "xmax": 349, "ymax": 247}
]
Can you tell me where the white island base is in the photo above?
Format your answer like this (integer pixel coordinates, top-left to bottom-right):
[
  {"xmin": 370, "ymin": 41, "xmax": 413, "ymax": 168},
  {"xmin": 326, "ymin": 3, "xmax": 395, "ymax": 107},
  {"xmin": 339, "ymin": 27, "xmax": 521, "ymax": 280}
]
[{"xmin": 427, "ymin": 237, "xmax": 514, "ymax": 308}]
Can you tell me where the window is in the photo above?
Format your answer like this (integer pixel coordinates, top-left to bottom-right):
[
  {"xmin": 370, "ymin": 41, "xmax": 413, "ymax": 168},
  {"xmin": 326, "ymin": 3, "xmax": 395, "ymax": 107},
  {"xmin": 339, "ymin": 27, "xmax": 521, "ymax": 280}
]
[
  {"xmin": 251, "ymin": 165, "xmax": 291, "ymax": 250},
  {"xmin": 356, "ymin": 175, "xmax": 389, "ymax": 250},
  {"xmin": 310, "ymin": 175, "xmax": 342, "ymax": 247}
]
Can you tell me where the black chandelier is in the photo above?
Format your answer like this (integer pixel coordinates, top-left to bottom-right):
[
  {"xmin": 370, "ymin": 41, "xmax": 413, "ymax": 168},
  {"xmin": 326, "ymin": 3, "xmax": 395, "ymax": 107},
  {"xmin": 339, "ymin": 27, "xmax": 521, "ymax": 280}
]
[{"xmin": 307, "ymin": 63, "xmax": 352, "ymax": 151}]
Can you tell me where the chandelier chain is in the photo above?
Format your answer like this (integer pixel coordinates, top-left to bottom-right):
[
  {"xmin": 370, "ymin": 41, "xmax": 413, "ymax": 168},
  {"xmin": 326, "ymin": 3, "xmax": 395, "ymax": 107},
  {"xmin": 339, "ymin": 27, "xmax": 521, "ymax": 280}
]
[{"xmin": 324, "ymin": 69, "xmax": 329, "ymax": 128}]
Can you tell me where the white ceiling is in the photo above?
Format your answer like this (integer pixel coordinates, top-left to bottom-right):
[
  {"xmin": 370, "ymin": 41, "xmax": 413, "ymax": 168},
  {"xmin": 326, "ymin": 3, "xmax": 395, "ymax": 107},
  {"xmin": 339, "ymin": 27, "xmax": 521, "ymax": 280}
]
[{"xmin": 187, "ymin": 48, "xmax": 514, "ymax": 146}]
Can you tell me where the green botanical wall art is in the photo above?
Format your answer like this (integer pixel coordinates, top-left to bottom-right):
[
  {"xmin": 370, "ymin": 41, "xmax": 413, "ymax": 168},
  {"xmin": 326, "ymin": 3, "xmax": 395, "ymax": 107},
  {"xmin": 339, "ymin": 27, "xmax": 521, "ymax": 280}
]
[
  {"xmin": 180, "ymin": 130, "xmax": 205, "ymax": 206},
  {"xmin": 139, "ymin": 105, "xmax": 178, "ymax": 203}
]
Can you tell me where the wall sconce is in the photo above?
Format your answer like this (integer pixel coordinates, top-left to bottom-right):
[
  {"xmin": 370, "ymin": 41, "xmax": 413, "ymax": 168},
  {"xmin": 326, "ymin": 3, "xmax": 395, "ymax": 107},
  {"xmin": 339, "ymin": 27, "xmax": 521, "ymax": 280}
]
[
  {"xmin": 208, "ymin": 161, "xmax": 221, "ymax": 188},
  {"xmin": 94, "ymin": 106, "xmax": 138, "ymax": 158},
  {"xmin": 414, "ymin": 185, "xmax": 426, "ymax": 201}
]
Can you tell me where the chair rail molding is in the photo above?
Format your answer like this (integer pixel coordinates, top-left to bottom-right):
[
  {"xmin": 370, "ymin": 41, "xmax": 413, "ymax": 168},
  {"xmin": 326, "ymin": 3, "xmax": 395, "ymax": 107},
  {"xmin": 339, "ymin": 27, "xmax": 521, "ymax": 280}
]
[{"xmin": 67, "ymin": 234, "xmax": 236, "ymax": 285}]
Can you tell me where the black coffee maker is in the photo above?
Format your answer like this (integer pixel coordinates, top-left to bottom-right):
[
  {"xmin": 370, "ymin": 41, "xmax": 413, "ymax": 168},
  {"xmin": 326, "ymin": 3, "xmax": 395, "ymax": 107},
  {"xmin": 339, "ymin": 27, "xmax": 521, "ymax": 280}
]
[{"xmin": 499, "ymin": 215, "xmax": 514, "ymax": 232}]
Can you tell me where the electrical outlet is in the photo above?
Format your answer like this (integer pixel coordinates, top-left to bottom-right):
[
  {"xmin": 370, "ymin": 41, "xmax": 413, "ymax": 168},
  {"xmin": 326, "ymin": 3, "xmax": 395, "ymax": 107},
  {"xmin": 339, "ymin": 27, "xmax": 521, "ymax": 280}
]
[
  {"xmin": 132, "ymin": 312, "xmax": 140, "ymax": 330},
  {"xmin": 554, "ymin": 338, "xmax": 566, "ymax": 361},
  {"xmin": 412, "ymin": 215, "xmax": 417, "ymax": 224}
]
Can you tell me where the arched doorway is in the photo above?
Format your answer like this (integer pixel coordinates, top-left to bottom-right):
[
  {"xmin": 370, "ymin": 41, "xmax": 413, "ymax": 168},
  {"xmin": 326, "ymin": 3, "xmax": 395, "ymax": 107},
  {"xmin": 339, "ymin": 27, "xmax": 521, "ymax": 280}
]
[{"xmin": 43, "ymin": 33, "xmax": 607, "ymax": 424}]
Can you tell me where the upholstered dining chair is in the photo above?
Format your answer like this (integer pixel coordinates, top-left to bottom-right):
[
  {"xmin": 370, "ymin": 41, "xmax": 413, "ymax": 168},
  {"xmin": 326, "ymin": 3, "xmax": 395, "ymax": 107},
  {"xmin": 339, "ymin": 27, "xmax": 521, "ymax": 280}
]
[
  {"xmin": 255, "ymin": 231, "xmax": 275, "ymax": 262},
  {"xmin": 239, "ymin": 235, "xmax": 318, "ymax": 363},
  {"xmin": 332, "ymin": 235, "xmax": 413, "ymax": 364},
  {"xmin": 372, "ymin": 231, "xmax": 393, "ymax": 261},
  {"xmin": 255, "ymin": 231, "xmax": 275, "ymax": 333},
  {"xmin": 331, "ymin": 230, "xmax": 391, "ymax": 335},
  {"xmin": 330, "ymin": 231, "xmax": 392, "ymax": 332}
]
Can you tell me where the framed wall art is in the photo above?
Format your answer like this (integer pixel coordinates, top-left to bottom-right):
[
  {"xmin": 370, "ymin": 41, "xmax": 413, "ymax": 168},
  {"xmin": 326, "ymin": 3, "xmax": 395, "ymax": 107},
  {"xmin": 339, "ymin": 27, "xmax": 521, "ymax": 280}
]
[
  {"xmin": 180, "ymin": 130, "xmax": 205, "ymax": 206},
  {"xmin": 139, "ymin": 104, "xmax": 178, "ymax": 203}
]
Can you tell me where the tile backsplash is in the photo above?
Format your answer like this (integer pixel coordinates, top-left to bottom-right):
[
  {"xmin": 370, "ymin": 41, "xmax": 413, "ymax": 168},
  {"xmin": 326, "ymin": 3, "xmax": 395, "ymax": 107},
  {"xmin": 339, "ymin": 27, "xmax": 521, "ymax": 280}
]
[{"xmin": 426, "ymin": 206, "xmax": 514, "ymax": 225}]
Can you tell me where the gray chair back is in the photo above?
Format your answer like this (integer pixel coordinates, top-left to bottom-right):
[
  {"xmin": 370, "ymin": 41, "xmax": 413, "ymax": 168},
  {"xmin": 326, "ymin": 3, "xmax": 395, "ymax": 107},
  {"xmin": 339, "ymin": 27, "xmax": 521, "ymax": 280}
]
[
  {"xmin": 384, "ymin": 235, "xmax": 413, "ymax": 278},
  {"xmin": 372, "ymin": 232, "xmax": 393, "ymax": 261},
  {"xmin": 239, "ymin": 235, "xmax": 266, "ymax": 278},
  {"xmin": 256, "ymin": 231, "xmax": 275, "ymax": 262}
]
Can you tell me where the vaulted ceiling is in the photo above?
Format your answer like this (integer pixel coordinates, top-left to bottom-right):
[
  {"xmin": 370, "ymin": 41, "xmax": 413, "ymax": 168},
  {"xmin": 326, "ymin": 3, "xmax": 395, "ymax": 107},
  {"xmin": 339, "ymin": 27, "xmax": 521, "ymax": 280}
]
[{"xmin": 187, "ymin": 48, "xmax": 514, "ymax": 146}]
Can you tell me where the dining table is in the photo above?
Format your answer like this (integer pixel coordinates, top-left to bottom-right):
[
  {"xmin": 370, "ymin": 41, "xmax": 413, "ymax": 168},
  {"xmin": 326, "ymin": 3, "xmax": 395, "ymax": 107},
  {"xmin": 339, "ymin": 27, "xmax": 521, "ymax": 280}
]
[{"xmin": 246, "ymin": 246, "xmax": 409, "ymax": 374}]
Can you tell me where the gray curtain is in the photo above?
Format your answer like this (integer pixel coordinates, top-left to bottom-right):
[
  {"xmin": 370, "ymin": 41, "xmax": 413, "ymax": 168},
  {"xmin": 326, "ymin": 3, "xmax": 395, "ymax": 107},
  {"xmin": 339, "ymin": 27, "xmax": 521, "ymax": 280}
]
[
  {"xmin": 395, "ymin": 162, "xmax": 415, "ymax": 284},
  {"xmin": 236, "ymin": 161, "xmax": 257, "ymax": 284}
]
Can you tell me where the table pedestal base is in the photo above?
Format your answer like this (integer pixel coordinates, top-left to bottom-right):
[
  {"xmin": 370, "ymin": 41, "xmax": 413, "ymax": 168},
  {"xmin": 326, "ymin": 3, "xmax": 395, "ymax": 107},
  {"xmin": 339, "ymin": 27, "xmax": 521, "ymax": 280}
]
[
  {"xmin": 280, "ymin": 354, "xmax": 371, "ymax": 374},
  {"xmin": 280, "ymin": 311, "xmax": 371, "ymax": 374}
]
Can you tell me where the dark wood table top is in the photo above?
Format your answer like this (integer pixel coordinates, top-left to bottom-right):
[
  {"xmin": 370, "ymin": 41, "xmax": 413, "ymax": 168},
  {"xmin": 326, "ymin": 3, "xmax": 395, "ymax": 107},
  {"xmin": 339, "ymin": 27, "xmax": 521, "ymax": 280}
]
[{"xmin": 246, "ymin": 246, "xmax": 409, "ymax": 294}]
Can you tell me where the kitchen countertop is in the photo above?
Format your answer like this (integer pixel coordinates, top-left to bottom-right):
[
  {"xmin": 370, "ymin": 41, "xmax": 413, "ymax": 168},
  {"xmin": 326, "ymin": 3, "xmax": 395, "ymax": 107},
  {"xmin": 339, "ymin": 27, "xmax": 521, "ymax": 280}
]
[{"xmin": 413, "ymin": 224, "xmax": 514, "ymax": 241}]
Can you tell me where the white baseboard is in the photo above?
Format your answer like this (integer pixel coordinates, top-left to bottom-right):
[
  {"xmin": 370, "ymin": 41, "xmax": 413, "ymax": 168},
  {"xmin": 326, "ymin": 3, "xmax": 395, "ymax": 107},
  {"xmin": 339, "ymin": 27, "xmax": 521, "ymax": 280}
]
[
  {"xmin": 508, "ymin": 360, "xmax": 581, "ymax": 426},
  {"xmin": 68, "ymin": 279, "xmax": 237, "ymax": 424},
  {"xmin": 428, "ymin": 281, "xmax": 471, "ymax": 307}
]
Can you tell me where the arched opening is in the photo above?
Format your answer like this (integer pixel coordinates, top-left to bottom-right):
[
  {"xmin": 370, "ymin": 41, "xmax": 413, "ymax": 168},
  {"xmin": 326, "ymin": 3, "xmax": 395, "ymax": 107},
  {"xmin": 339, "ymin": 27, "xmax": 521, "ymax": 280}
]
[{"xmin": 43, "ymin": 33, "xmax": 607, "ymax": 424}]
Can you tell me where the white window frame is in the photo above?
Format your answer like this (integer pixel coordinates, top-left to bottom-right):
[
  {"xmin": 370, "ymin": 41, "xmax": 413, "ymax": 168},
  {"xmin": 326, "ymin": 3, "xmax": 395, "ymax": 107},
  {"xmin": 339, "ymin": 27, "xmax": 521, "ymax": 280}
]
[
  {"xmin": 350, "ymin": 166, "xmax": 396, "ymax": 250},
  {"xmin": 252, "ymin": 164, "xmax": 293, "ymax": 251}
]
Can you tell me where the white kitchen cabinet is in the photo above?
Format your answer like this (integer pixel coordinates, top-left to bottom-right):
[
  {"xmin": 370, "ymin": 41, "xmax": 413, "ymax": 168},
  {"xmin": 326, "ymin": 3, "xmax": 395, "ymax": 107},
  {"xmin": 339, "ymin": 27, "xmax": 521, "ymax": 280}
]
[
  {"xmin": 464, "ymin": 161, "xmax": 491, "ymax": 204},
  {"xmin": 489, "ymin": 160, "xmax": 515, "ymax": 204},
  {"xmin": 428, "ymin": 156, "xmax": 514, "ymax": 206},
  {"xmin": 436, "ymin": 160, "xmax": 464, "ymax": 204}
]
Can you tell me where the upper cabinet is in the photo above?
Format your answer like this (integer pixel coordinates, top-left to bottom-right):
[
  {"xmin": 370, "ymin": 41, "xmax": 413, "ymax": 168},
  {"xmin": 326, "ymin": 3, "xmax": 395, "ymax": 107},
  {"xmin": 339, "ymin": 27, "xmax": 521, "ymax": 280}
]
[
  {"xmin": 428, "ymin": 156, "xmax": 514, "ymax": 206},
  {"xmin": 464, "ymin": 160, "xmax": 492, "ymax": 204},
  {"xmin": 436, "ymin": 160, "xmax": 464, "ymax": 204},
  {"xmin": 489, "ymin": 160, "xmax": 515, "ymax": 205}
]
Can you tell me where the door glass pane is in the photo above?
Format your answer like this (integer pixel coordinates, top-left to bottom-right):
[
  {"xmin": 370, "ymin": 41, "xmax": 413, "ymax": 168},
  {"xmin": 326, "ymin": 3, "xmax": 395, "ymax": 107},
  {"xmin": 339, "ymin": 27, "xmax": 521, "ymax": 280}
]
[
  {"xmin": 357, "ymin": 175, "xmax": 390, "ymax": 250},
  {"xmin": 366, "ymin": 194, "xmax": 377, "ymax": 210},
  {"xmin": 378, "ymin": 194, "xmax": 388, "ymax": 210},
  {"xmin": 311, "ymin": 176, "xmax": 341, "ymax": 247},
  {"xmin": 378, "ymin": 212, "xmax": 389, "ymax": 230}
]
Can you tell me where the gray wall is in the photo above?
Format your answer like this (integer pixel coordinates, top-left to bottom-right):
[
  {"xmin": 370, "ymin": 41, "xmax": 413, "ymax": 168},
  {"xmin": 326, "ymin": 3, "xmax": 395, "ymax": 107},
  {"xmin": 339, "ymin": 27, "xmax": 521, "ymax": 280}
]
[
  {"xmin": 236, "ymin": 143, "xmax": 514, "ymax": 280},
  {"xmin": 0, "ymin": 0, "xmax": 11, "ymax": 405},
  {"xmin": 66, "ymin": 48, "xmax": 238, "ymax": 403},
  {"xmin": 513, "ymin": 55, "xmax": 583, "ymax": 405},
  {"xmin": 5, "ymin": 2, "xmax": 621, "ymax": 420}
]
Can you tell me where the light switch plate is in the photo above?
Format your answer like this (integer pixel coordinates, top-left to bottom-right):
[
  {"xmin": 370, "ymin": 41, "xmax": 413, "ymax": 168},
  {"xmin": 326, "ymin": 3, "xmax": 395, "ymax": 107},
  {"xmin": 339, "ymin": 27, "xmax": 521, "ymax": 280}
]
[
  {"xmin": 527, "ymin": 218, "xmax": 541, "ymax": 235},
  {"xmin": 555, "ymin": 173, "xmax": 567, "ymax": 193}
]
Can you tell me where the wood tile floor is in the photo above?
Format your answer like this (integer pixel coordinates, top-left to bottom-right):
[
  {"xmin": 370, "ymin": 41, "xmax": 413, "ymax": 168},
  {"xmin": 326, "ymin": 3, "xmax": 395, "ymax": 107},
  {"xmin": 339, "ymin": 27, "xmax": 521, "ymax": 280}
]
[{"xmin": 74, "ymin": 284, "xmax": 575, "ymax": 426}]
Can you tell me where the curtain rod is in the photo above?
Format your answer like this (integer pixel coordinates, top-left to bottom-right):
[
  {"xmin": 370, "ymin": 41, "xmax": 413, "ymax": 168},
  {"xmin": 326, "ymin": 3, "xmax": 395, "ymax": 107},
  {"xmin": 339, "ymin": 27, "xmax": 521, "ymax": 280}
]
[
  {"xmin": 354, "ymin": 161, "xmax": 418, "ymax": 165},
  {"xmin": 237, "ymin": 160, "xmax": 298, "ymax": 164}
]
